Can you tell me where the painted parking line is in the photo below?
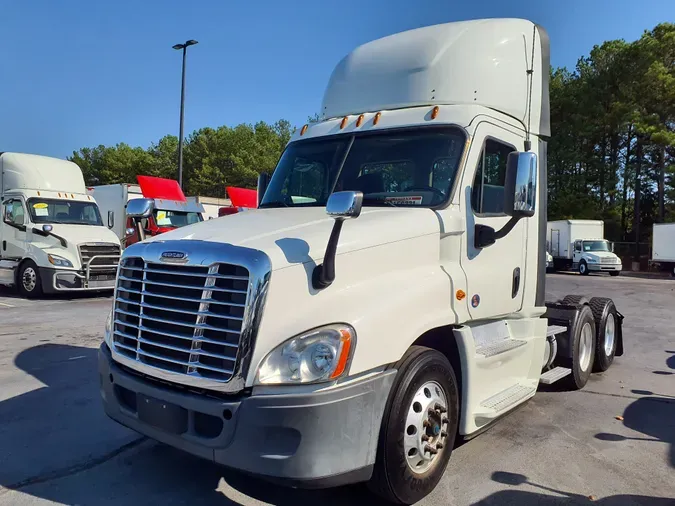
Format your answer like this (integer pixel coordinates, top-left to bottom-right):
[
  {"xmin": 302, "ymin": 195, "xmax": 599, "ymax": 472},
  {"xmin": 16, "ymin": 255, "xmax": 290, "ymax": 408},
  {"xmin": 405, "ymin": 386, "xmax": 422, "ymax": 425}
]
[{"xmin": 0, "ymin": 301, "xmax": 16, "ymax": 308}]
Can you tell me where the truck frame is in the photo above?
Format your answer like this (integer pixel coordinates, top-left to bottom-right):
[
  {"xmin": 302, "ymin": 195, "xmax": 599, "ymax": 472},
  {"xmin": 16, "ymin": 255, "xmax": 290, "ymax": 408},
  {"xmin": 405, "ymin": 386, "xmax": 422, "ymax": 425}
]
[{"xmin": 99, "ymin": 19, "xmax": 624, "ymax": 504}]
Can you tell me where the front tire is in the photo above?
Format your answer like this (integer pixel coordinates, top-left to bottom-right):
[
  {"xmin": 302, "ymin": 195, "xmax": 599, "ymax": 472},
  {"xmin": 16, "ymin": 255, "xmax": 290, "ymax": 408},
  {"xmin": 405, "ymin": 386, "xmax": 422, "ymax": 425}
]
[
  {"xmin": 590, "ymin": 297, "xmax": 618, "ymax": 372},
  {"xmin": 368, "ymin": 346, "xmax": 459, "ymax": 505},
  {"xmin": 579, "ymin": 260, "xmax": 589, "ymax": 276},
  {"xmin": 18, "ymin": 260, "xmax": 43, "ymax": 299},
  {"xmin": 610, "ymin": 271, "xmax": 620, "ymax": 277}
]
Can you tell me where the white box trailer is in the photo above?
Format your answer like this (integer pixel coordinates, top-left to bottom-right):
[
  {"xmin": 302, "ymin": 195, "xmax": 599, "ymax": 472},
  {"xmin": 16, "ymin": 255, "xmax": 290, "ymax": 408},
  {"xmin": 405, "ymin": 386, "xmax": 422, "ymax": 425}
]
[
  {"xmin": 652, "ymin": 223, "xmax": 675, "ymax": 276},
  {"xmin": 547, "ymin": 219, "xmax": 621, "ymax": 275}
]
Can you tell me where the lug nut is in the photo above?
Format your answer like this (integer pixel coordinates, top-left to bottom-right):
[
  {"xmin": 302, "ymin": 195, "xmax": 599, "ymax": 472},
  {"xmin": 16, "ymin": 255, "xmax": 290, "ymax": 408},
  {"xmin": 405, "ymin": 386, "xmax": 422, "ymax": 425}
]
[
  {"xmin": 422, "ymin": 420, "xmax": 431, "ymax": 428},
  {"xmin": 425, "ymin": 445, "xmax": 438, "ymax": 455},
  {"xmin": 436, "ymin": 442, "xmax": 444, "ymax": 449},
  {"xmin": 435, "ymin": 403, "xmax": 447, "ymax": 413},
  {"xmin": 440, "ymin": 431, "xmax": 448, "ymax": 438},
  {"xmin": 442, "ymin": 417, "xmax": 449, "ymax": 424},
  {"xmin": 421, "ymin": 434, "xmax": 430, "ymax": 442}
]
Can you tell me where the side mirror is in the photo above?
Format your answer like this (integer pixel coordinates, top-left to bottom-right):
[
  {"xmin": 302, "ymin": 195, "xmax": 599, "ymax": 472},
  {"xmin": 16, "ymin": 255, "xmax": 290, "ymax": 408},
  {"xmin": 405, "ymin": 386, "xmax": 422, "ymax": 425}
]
[
  {"xmin": 504, "ymin": 152, "xmax": 537, "ymax": 218},
  {"xmin": 108, "ymin": 210, "xmax": 115, "ymax": 229},
  {"xmin": 257, "ymin": 172, "xmax": 269, "ymax": 207},
  {"xmin": 313, "ymin": 191, "xmax": 364, "ymax": 290},
  {"xmin": 126, "ymin": 198, "xmax": 155, "ymax": 219},
  {"xmin": 326, "ymin": 191, "xmax": 364, "ymax": 220},
  {"xmin": 42, "ymin": 224, "xmax": 53, "ymax": 233}
]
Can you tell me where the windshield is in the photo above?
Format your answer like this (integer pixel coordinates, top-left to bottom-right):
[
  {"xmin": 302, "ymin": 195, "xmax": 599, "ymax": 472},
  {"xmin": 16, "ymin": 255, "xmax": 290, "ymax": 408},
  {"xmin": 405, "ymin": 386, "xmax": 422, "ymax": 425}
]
[
  {"xmin": 583, "ymin": 240, "xmax": 610, "ymax": 252},
  {"xmin": 153, "ymin": 209, "xmax": 202, "ymax": 228},
  {"xmin": 261, "ymin": 127, "xmax": 466, "ymax": 208},
  {"xmin": 27, "ymin": 198, "xmax": 103, "ymax": 226}
]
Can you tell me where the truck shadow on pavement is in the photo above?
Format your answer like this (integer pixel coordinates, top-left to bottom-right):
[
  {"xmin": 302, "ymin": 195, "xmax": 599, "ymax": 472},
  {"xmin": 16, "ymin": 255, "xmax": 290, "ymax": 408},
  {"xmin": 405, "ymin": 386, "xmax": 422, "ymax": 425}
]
[
  {"xmin": 473, "ymin": 471, "xmax": 673, "ymax": 505},
  {"xmin": 0, "ymin": 285, "xmax": 113, "ymax": 301}
]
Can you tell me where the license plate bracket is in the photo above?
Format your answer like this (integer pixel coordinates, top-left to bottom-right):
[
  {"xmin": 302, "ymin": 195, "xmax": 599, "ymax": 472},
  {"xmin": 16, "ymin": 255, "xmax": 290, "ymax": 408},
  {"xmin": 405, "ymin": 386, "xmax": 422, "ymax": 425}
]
[{"xmin": 137, "ymin": 394, "xmax": 188, "ymax": 434}]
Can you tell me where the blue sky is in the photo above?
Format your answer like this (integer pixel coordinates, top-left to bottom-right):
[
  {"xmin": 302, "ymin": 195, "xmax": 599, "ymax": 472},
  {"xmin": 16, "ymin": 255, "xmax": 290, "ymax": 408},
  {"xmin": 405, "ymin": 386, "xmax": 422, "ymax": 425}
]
[{"xmin": 2, "ymin": 0, "xmax": 673, "ymax": 159}]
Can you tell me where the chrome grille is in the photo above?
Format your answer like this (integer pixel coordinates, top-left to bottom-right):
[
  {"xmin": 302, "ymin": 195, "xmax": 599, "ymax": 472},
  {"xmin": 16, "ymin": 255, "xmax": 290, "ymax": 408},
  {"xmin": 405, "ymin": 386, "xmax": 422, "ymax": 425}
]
[
  {"xmin": 601, "ymin": 257, "xmax": 614, "ymax": 264},
  {"xmin": 112, "ymin": 257, "xmax": 250, "ymax": 382},
  {"xmin": 79, "ymin": 243, "xmax": 121, "ymax": 271}
]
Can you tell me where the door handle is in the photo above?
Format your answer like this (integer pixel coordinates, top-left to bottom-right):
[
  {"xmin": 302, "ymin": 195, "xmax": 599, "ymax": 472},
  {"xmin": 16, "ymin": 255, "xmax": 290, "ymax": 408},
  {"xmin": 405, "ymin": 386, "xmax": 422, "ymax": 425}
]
[{"xmin": 512, "ymin": 267, "xmax": 521, "ymax": 298}]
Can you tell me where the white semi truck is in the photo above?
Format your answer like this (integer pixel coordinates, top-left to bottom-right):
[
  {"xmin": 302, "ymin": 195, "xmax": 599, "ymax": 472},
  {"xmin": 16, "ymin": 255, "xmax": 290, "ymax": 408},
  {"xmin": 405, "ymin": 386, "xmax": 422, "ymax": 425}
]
[
  {"xmin": 547, "ymin": 219, "xmax": 622, "ymax": 276},
  {"xmin": 99, "ymin": 20, "xmax": 624, "ymax": 504},
  {"xmin": 0, "ymin": 152, "xmax": 121, "ymax": 297},
  {"xmin": 651, "ymin": 223, "xmax": 675, "ymax": 276}
]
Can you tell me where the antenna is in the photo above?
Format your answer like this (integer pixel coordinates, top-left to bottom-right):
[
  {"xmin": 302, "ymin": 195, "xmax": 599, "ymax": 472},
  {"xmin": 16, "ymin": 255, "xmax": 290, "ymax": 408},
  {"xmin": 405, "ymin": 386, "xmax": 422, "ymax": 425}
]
[{"xmin": 524, "ymin": 25, "xmax": 536, "ymax": 152}]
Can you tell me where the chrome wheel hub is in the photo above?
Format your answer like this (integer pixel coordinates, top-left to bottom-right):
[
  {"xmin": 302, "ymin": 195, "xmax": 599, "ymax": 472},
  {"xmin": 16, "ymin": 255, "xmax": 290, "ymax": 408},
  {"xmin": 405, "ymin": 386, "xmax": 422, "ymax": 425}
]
[
  {"xmin": 404, "ymin": 381, "xmax": 449, "ymax": 474},
  {"xmin": 579, "ymin": 322, "xmax": 593, "ymax": 372},
  {"xmin": 22, "ymin": 267, "xmax": 37, "ymax": 292},
  {"xmin": 604, "ymin": 313, "xmax": 616, "ymax": 356}
]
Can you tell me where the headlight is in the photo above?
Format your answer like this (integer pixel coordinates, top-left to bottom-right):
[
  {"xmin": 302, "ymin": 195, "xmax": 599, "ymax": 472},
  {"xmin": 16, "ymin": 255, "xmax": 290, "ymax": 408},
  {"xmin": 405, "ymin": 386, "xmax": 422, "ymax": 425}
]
[
  {"xmin": 586, "ymin": 257, "xmax": 598, "ymax": 263},
  {"xmin": 104, "ymin": 310, "xmax": 113, "ymax": 347},
  {"xmin": 48, "ymin": 254, "xmax": 73, "ymax": 267},
  {"xmin": 255, "ymin": 324, "xmax": 355, "ymax": 385}
]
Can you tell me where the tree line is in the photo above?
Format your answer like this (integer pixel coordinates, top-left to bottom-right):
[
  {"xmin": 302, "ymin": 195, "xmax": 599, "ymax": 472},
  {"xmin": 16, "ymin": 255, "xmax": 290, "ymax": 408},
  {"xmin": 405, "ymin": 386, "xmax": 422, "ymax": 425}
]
[{"xmin": 70, "ymin": 23, "xmax": 674, "ymax": 243}]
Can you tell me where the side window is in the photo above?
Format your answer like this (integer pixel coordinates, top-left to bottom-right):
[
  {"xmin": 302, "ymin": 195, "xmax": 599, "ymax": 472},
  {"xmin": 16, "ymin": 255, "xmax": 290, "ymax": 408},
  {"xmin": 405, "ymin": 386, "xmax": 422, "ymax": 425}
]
[
  {"xmin": 3, "ymin": 200, "xmax": 25, "ymax": 225},
  {"xmin": 471, "ymin": 139, "xmax": 514, "ymax": 214},
  {"xmin": 575, "ymin": 240, "xmax": 582, "ymax": 252}
]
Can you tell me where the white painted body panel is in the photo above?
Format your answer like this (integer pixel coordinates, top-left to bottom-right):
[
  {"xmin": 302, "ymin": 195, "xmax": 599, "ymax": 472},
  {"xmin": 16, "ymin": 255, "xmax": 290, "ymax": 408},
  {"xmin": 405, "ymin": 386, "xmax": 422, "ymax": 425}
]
[
  {"xmin": 653, "ymin": 223, "xmax": 675, "ymax": 262},
  {"xmin": 547, "ymin": 219, "xmax": 620, "ymax": 269},
  {"xmin": 1, "ymin": 152, "xmax": 88, "ymax": 193}
]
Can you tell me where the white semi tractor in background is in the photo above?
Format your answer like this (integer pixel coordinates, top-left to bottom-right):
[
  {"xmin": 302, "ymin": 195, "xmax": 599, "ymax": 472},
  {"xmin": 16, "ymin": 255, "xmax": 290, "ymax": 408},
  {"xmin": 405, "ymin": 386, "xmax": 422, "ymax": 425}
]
[
  {"xmin": 651, "ymin": 222, "xmax": 675, "ymax": 276},
  {"xmin": 547, "ymin": 219, "xmax": 622, "ymax": 276},
  {"xmin": 99, "ymin": 19, "xmax": 624, "ymax": 504},
  {"xmin": 0, "ymin": 152, "xmax": 121, "ymax": 297}
]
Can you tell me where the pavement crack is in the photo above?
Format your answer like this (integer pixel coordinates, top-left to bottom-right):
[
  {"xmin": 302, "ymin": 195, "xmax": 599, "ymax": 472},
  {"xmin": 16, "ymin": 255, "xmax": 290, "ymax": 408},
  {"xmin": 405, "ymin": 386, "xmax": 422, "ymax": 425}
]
[{"xmin": 0, "ymin": 437, "xmax": 147, "ymax": 494}]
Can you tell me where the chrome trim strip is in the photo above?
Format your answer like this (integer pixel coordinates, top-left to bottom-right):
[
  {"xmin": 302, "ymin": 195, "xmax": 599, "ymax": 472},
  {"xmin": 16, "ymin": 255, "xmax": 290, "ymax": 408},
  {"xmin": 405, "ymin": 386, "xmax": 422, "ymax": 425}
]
[
  {"xmin": 115, "ymin": 298, "xmax": 247, "ymax": 317},
  {"xmin": 114, "ymin": 320, "xmax": 239, "ymax": 346},
  {"xmin": 116, "ymin": 286, "xmax": 245, "ymax": 306},
  {"xmin": 118, "ymin": 275, "xmax": 248, "ymax": 294},
  {"xmin": 110, "ymin": 239, "xmax": 271, "ymax": 393},
  {"xmin": 121, "ymin": 264, "xmax": 247, "ymax": 281}
]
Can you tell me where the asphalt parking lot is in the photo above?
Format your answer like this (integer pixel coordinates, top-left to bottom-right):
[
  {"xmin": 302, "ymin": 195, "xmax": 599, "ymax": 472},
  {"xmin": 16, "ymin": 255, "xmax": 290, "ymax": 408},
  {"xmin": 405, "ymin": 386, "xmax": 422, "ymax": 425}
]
[{"xmin": 0, "ymin": 273, "xmax": 673, "ymax": 506}]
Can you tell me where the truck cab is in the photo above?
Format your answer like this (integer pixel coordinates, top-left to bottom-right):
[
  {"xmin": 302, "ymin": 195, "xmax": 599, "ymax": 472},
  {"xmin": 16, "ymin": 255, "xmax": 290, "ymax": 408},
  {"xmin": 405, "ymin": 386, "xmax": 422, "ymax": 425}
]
[
  {"xmin": 0, "ymin": 152, "xmax": 121, "ymax": 297},
  {"xmin": 100, "ymin": 19, "xmax": 623, "ymax": 504}
]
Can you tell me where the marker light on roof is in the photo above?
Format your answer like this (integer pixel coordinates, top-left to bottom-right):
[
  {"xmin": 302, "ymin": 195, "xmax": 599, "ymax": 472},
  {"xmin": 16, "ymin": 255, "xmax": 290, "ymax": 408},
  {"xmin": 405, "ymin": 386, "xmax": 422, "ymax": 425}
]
[
  {"xmin": 356, "ymin": 114, "xmax": 365, "ymax": 127},
  {"xmin": 340, "ymin": 116, "xmax": 348, "ymax": 129},
  {"xmin": 431, "ymin": 106, "xmax": 440, "ymax": 120},
  {"xmin": 373, "ymin": 112, "xmax": 382, "ymax": 125},
  {"xmin": 300, "ymin": 124, "xmax": 308, "ymax": 136}
]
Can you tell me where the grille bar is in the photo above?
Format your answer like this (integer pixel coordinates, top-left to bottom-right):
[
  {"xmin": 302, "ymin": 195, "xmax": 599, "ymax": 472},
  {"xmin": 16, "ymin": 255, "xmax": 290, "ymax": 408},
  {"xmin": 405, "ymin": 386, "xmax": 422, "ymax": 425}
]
[
  {"xmin": 113, "ymin": 257, "xmax": 249, "ymax": 383},
  {"xmin": 79, "ymin": 243, "xmax": 121, "ymax": 270}
]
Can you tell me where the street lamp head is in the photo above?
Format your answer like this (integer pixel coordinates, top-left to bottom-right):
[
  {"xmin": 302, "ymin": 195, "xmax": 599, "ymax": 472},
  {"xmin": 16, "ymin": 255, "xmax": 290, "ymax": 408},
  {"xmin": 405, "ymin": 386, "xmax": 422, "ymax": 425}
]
[
  {"xmin": 185, "ymin": 39, "xmax": 198, "ymax": 47},
  {"xmin": 172, "ymin": 43, "xmax": 184, "ymax": 50}
]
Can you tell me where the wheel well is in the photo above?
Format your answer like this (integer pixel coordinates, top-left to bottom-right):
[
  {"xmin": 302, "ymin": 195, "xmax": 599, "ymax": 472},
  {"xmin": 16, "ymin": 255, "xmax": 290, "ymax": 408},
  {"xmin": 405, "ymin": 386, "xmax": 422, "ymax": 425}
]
[{"xmin": 412, "ymin": 325, "xmax": 463, "ymax": 401}]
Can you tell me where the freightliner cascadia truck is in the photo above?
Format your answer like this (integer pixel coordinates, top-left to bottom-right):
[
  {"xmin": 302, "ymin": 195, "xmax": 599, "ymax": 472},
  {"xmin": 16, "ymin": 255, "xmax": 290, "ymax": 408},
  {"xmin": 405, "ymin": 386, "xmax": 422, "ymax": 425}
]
[{"xmin": 99, "ymin": 19, "xmax": 624, "ymax": 504}]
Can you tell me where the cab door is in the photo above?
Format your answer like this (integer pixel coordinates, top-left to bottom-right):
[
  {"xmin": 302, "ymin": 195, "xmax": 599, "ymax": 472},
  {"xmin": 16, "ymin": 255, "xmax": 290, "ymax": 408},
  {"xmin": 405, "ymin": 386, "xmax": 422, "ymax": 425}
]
[
  {"xmin": 459, "ymin": 122, "xmax": 527, "ymax": 319},
  {"xmin": 1, "ymin": 197, "xmax": 28, "ymax": 259}
]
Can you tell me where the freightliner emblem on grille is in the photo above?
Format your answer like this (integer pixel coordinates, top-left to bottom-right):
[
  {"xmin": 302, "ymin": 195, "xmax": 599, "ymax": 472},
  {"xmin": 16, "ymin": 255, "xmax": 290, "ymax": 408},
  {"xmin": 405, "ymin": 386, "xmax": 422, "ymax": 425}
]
[{"xmin": 160, "ymin": 251, "xmax": 188, "ymax": 263}]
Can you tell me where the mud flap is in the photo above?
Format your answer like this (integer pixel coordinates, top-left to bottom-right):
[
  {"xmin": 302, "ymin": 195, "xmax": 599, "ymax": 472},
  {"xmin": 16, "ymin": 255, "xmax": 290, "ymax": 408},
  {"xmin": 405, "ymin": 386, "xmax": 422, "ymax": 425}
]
[{"xmin": 615, "ymin": 310, "xmax": 625, "ymax": 357}]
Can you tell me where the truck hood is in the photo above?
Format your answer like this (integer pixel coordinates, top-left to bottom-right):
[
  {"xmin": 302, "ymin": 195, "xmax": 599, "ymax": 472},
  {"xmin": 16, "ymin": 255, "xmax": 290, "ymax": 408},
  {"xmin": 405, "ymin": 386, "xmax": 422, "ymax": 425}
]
[
  {"xmin": 146, "ymin": 207, "xmax": 441, "ymax": 270},
  {"xmin": 45, "ymin": 224, "xmax": 121, "ymax": 246},
  {"xmin": 584, "ymin": 251, "xmax": 619, "ymax": 261}
]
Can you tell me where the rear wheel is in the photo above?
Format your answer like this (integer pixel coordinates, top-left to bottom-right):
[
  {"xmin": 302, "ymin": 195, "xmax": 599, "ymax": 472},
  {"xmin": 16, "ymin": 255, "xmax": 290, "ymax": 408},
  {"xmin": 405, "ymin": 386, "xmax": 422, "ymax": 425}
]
[
  {"xmin": 560, "ymin": 305, "xmax": 596, "ymax": 390},
  {"xmin": 579, "ymin": 260, "xmax": 589, "ymax": 275},
  {"xmin": 589, "ymin": 297, "xmax": 618, "ymax": 372},
  {"xmin": 368, "ymin": 346, "xmax": 459, "ymax": 505},
  {"xmin": 561, "ymin": 295, "xmax": 590, "ymax": 306},
  {"xmin": 18, "ymin": 260, "xmax": 43, "ymax": 299}
]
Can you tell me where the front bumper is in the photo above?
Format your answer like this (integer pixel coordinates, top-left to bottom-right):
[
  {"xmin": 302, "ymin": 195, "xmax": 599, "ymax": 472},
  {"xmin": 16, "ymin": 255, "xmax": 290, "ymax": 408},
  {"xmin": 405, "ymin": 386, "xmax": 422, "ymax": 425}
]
[
  {"xmin": 39, "ymin": 267, "xmax": 116, "ymax": 293},
  {"xmin": 99, "ymin": 344, "xmax": 395, "ymax": 487},
  {"xmin": 587, "ymin": 263, "xmax": 622, "ymax": 272}
]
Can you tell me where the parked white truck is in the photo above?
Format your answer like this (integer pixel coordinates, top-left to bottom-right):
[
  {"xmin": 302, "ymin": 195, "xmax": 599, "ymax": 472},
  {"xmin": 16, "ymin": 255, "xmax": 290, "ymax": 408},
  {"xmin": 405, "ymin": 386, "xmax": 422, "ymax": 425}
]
[
  {"xmin": 651, "ymin": 223, "xmax": 675, "ymax": 276},
  {"xmin": 99, "ymin": 19, "xmax": 624, "ymax": 504},
  {"xmin": 0, "ymin": 152, "xmax": 121, "ymax": 297},
  {"xmin": 547, "ymin": 219, "xmax": 622, "ymax": 276}
]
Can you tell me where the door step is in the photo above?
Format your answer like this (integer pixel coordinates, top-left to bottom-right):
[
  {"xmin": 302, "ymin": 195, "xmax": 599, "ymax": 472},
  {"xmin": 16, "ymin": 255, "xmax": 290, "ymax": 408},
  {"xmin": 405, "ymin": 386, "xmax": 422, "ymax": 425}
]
[
  {"xmin": 539, "ymin": 366, "xmax": 572, "ymax": 384},
  {"xmin": 475, "ymin": 338, "xmax": 526, "ymax": 358},
  {"xmin": 547, "ymin": 325, "xmax": 567, "ymax": 337},
  {"xmin": 479, "ymin": 384, "xmax": 535, "ymax": 412}
]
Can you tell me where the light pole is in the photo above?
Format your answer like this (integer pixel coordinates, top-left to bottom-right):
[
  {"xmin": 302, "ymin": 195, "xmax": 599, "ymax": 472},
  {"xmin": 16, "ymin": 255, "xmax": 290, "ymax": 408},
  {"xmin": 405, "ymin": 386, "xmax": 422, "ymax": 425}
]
[{"xmin": 172, "ymin": 39, "xmax": 198, "ymax": 188}]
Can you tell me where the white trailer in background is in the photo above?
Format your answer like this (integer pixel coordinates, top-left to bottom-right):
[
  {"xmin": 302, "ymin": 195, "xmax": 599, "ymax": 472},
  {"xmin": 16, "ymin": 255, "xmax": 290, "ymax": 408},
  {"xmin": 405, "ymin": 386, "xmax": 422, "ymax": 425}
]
[
  {"xmin": 651, "ymin": 223, "xmax": 675, "ymax": 276},
  {"xmin": 547, "ymin": 219, "xmax": 622, "ymax": 275}
]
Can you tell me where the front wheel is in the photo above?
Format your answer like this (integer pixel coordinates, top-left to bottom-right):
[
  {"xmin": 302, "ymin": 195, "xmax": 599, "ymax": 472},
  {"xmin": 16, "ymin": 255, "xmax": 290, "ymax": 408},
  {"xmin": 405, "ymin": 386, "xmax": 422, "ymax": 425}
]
[
  {"xmin": 368, "ymin": 346, "xmax": 459, "ymax": 505},
  {"xmin": 610, "ymin": 271, "xmax": 620, "ymax": 277},
  {"xmin": 579, "ymin": 260, "xmax": 589, "ymax": 276},
  {"xmin": 18, "ymin": 260, "xmax": 43, "ymax": 298}
]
